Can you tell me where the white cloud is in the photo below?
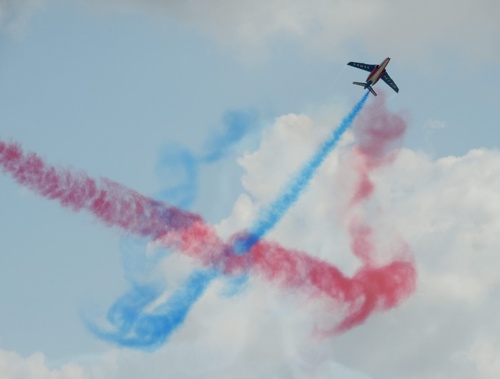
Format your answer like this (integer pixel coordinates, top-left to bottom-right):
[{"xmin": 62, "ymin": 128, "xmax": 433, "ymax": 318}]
[
  {"xmin": 0, "ymin": 349, "xmax": 117, "ymax": 379},
  {"xmin": 0, "ymin": 279, "xmax": 375, "ymax": 379},
  {"xmin": 83, "ymin": 0, "xmax": 500, "ymax": 64},
  {"xmin": 151, "ymin": 114, "xmax": 500, "ymax": 379},
  {"xmin": 218, "ymin": 108, "xmax": 355, "ymax": 264},
  {"xmin": 320, "ymin": 147, "xmax": 500, "ymax": 378},
  {"xmin": 5, "ymin": 0, "xmax": 498, "ymax": 64},
  {"xmin": 216, "ymin": 103, "xmax": 500, "ymax": 378}
]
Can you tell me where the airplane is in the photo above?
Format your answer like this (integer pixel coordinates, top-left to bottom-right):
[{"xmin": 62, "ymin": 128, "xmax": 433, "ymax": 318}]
[{"xmin": 347, "ymin": 57, "xmax": 399, "ymax": 96}]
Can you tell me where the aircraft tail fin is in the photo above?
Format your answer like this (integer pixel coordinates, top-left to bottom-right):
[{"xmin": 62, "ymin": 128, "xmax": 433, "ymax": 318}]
[{"xmin": 352, "ymin": 81, "xmax": 377, "ymax": 96}]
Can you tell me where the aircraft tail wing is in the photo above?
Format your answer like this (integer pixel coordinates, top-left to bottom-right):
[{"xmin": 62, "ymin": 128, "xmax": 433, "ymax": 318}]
[
  {"xmin": 367, "ymin": 86, "xmax": 377, "ymax": 96},
  {"xmin": 381, "ymin": 71, "xmax": 399, "ymax": 93},
  {"xmin": 353, "ymin": 81, "xmax": 377, "ymax": 96},
  {"xmin": 347, "ymin": 61, "xmax": 376, "ymax": 72}
]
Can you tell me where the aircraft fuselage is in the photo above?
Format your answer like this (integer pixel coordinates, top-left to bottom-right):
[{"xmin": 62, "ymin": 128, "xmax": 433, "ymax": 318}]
[{"xmin": 365, "ymin": 57, "xmax": 391, "ymax": 87}]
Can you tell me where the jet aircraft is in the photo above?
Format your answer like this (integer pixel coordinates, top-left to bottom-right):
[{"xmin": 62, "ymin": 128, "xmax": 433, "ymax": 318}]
[{"xmin": 347, "ymin": 57, "xmax": 399, "ymax": 96}]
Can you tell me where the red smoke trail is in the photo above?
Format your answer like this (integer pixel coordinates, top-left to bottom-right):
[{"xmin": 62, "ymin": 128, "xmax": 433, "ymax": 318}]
[
  {"xmin": 0, "ymin": 118, "xmax": 416, "ymax": 335},
  {"xmin": 153, "ymin": 222, "xmax": 415, "ymax": 334},
  {"xmin": 349, "ymin": 92, "xmax": 407, "ymax": 206},
  {"xmin": 0, "ymin": 141, "xmax": 201, "ymax": 238},
  {"xmin": 334, "ymin": 91, "xmax": 413, "ymax": 332}
]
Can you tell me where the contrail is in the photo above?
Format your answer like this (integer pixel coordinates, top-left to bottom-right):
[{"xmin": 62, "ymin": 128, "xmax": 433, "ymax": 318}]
[{"xmin": 235, "ymin": 91, "xmax": 370, "ymax": 253}]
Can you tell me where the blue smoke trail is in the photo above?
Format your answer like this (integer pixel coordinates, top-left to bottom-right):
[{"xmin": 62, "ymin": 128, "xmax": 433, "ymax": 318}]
[
  {"xmin": 156, "ymin": 110, "xmax": 258, "ymax": 209},
  {"xmin": 85, "ymin": 269, "xmax": 216, "ymax": 350},
  {"xmin": 203, "ymin": 110, "xmax": 258, "ymax": 163},
  {"xmin": 156, "ymin": 143, "xmax": 199, "ymax": 209},
  {"xmin": 235, "ymin": 91, "xmax": 370, "ymax": 253}
]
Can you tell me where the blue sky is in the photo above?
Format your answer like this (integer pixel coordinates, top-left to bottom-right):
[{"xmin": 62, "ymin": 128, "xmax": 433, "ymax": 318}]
[{"xmin": 1, "ymin": 1, "xmax": 500, "ymax": 378}]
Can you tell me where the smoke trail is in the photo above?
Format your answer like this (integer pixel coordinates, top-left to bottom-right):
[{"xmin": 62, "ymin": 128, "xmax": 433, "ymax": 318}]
[
  {"xmin": 235, "ymin": 91, "xmax": 370, "ymax": 253},
  {"xmin": 347, "ymin": 92, "xmax": 408, "ymax": 262},
  {"xmin": 202, "ymin": 110, "xmax": 258, "ymax": 163},
  {"xmin": 151, "ymin": 222, "xmax": 415, "ymax": 334},
  {"xmin": 156, "ymin": 143, "xmax": 199, "ymax": 209},
  {"xmin": 85, "ymin": 269, "xmax": 216, "ymax": 350},
  {"xmin": 0, "ymin": 140, "xmax": 200, "ymax": 238},
  {"xmin": 155, "ymin": 110, "xmax": 258, "ymax": 208},
  {"xmin": 333, "ymin": 92, "xmax": 412, "ymax": 333},
  {"xmin": 0, "ymin": 93, "xmax": 416, "ymax": 349}
]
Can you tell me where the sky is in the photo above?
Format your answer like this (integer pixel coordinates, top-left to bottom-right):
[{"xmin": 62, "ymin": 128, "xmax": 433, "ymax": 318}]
[{"xmin": 0, "ymin": 0, "xmax": 500, "ymax": 378}]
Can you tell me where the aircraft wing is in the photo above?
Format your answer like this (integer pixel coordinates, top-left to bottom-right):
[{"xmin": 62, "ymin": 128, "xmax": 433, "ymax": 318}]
[
  {"xmin": 347, "ymin": 61, "xmax": 376, "ymax": 72},
  {"xmin": 381, "ymin": 71, "xmax": 399, "ymax": 93}
]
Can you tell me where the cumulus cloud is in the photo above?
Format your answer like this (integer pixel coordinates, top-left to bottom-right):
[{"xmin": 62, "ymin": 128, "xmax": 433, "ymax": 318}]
[
  {"xmin": 137, "ymin": 104, "xmax": 500, "ymax": 379},
  {"xmin": 323, "ymin": 147, "xmax": 500, "ymax": 378},
  {"xmin": 3, "ymin": 96, "xmax": 500, "ymax": 378},
  {"xmin": 0, "ymin": 349, "xmax": 117, "ymax": 379},
  {"xmin": 71, "ymin": 93, "xmax": 489, "ymax": 379},
  {"xmin": 218, "ymin": 102, "xmax": 500, "ymax": 378},
  {"xmin": 0, "ymin": 279, "xmax": 375, "ymax": 379},
  {"xmin": 84, "ymin": 0, "xmax": 500, "ymax": 64}
]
